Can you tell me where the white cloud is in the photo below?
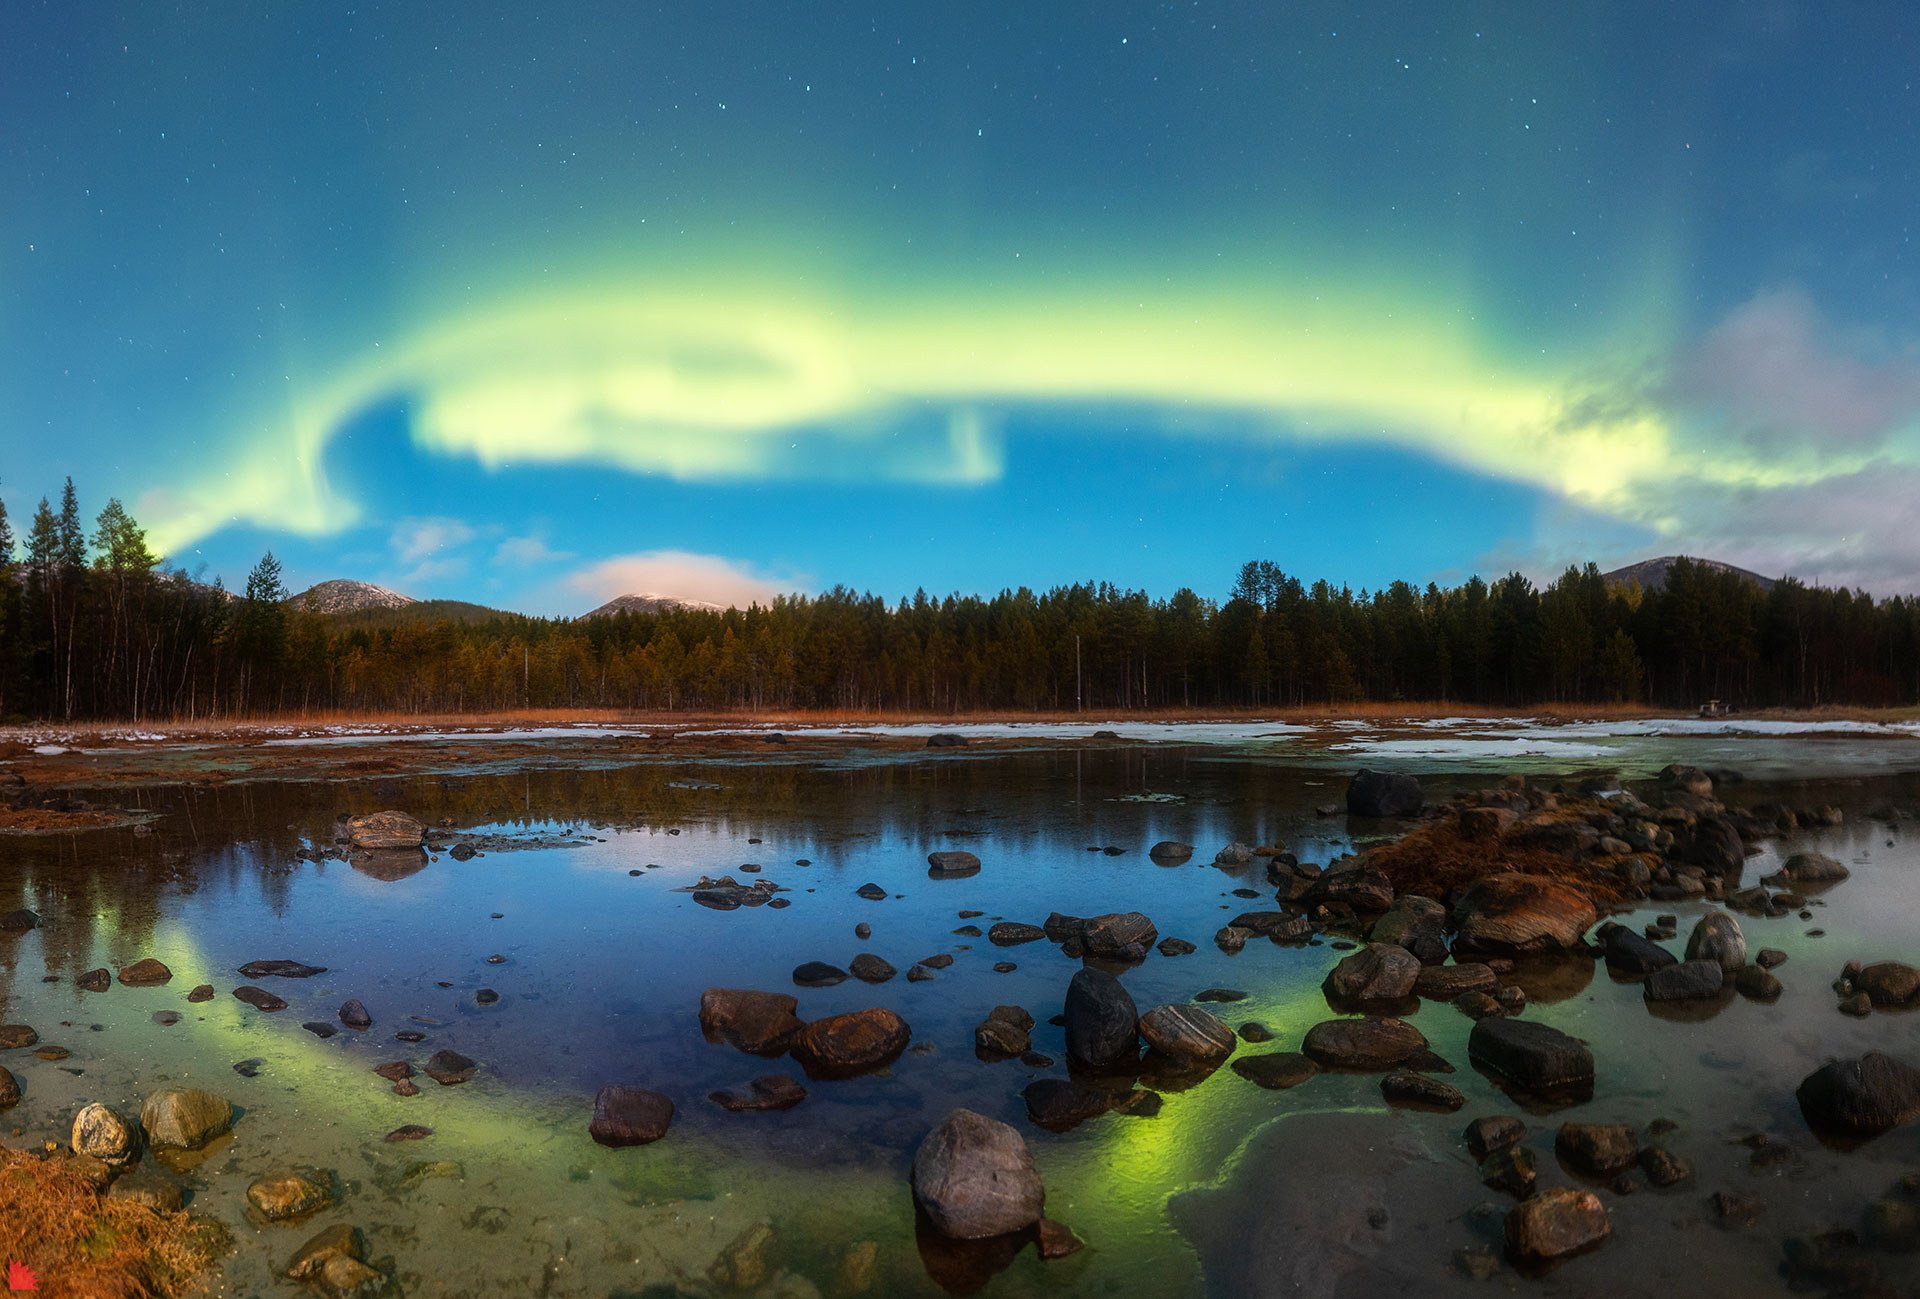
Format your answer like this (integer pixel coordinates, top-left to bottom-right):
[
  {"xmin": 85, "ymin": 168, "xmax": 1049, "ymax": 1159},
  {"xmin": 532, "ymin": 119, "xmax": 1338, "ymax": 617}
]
[
  {"xmin": 562, "ymin": 550, "xmax": 807, "ymax": 611},
  {"xmin": 390, "ymin": 516, "xmax": 476, "ymax": 566},
  {"xmin": 495, "ymin": 535, "xmax": 571, "ymax": 567}
]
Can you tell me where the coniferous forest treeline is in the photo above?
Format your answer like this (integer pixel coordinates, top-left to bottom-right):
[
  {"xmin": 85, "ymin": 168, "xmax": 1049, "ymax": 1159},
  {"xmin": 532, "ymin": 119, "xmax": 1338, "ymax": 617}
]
[{"xmin": 2, "ymin": 480, "xmax": 1919, "ymax": 721}]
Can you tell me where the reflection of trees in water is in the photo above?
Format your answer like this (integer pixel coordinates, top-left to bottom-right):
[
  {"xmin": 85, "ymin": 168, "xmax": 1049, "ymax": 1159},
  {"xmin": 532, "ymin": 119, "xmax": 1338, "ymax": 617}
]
[{"xmin": 19, "ymin": 752, "xmax": 1916, "ymax": 982}]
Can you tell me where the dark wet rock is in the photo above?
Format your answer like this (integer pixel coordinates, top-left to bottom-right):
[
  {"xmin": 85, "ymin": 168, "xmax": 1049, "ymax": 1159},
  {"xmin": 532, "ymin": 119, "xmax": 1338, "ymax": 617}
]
[
  {"xmin": 1214, "ymin": 842, "xmax": 1253, "ymax": 866},
  {"xmin": 233, "ymin": 1057, "xmax": 266, "ymax": 1077},
  {"xmin": 374, "ymin": 1061, "xmax": 413, "ymax": 1082},
  {"xmin": 1347, "ymin": 769, "xmax": 1423, "ymax": 817},
  {"xmin": 248, "ymin": 1171, "xmax": 333, "ymax": 1220},
  {"xmin": 1192, "ymin": 989, "xmax": 1247, "ymax": 1004},
  {"xmin": 912, "ymin": 1108, "xmax": 1045, "ymax": 1239},
  {"xmin": 1064, "ymin": 968, "xmax": 1139, "ymax": 1071},
  {"xmin": 285, "ymin": 1222, "xmax": 383, "ymax": 1294},
  {"xmin": 1149, "ymin": 841, "xmax": 1194, "ymax": 865},
  {"xmin": 0, "ymin": 1025, "xmax": 36, "ymax": 1050},
  {"xmin": 76, "ymin": 967, "xmax": 110, "ymax": 992},
  {"xmin": 1452, "ymin": 874, "xmax": 1597, "ymax": 955},
  {"xmin": 848, "ymin": 954, "xmax": 897, "ymax": 984},
  {"xmin": 1078, "ymin": 911, "xmax": 1158, "ymax": 959},
  {"xmin": 239, "ymin": 958, "xmax": 329, "ymax": 979},
  {"xmin": 1323, "ymin": 943, "xmax": 1420, "ymax": 1004},
  {"xmin": 141, "ymin": 1086, "xmax": 233, "ymax": 1150},
  {"xmin": 1797, "ymin": 1053, "xmax": 1920, "ymax": 1135},
  {"xmin": 1856, "ymin": 961, "xmax": 1920, "ymax": 1006},
  {"xmin": 1680, "ymin": 814, "xmax": 1747, "ymax": 877},
  {"xmin": 1596, "ymin": 922, "xmax": 1678, "ymax": 975},
  {"xmin": 1301, "ymin": 1017, "xmax": 1428, "ymax": 1070},
  {"xmin": 1023, "ymin": 1078, "xmax": 1111, "ymax": 1130},
  {"xmin": 1304, "ymin": 862, "xmax": 1396, "ymax": 913},
  {"xmin": 1037, "ymin": 1217, "xmax": 1083, "ymax": 1259},
  {"xmin": 423, "ymin": 1049, "xmax": 479, "ymax": 1085},
  {"xmin": 700, "ymin": 988, "xmax": 805, "ymax": 1057},
  {"xmin": 1156, "ymin": 937, "xmax": 1196, "ymax": 957},
  {"xmin": 1369, "ymin": 895, "xmax": 1449, "ymax": 962},
  {"xmin": 854, "ymin": 922, "xmax": 871, "ymax": 940},
  {"xmin": 855, "ymin": 883, "xmax": 888, "ymax": 901},
  {"xmin": 72, "ymin": 1102, "xmax": 139, "ymax": 1165},
  {"xmin": 1455, "ymin": 1243, "xmax": 1502, "ymax": 1280},
  {"xmin": 1862, "ymin": 1198, "xmax": 1920, "ymax": 1251},
  {"xmin": 110, "ymin": 1169, "xmax": 184, "ymax": 1213},
  {"xmin": 1772, "ymin": 851, "xmax": 1850, "ymax": 884},
  {"xmin": 449, "ymin": 842, "xmax": 476, "ymax": 861},
  {"xmin": 1465, "ymin": 1115, "xmax": 1527, "ymax": 1160},
  {"xmin": 384, "ymin": 1124, "xmax": 433, "ymax": 1142},
  {"xmin": 589, "ymin": 1085, "xmax": 674, "ymax": 1146},
  {"xmin": 395, "ymin": 1029, "xmax": 427, "ymax": 1042},
  {"xmin": 186, "ymin": 984, "xmax": 214, "ymax": 1003},
  {"xmin": 1735, "ymin": 965, "xmax": 1783, "ymax": 1001},
  {"xmin": 975, "ymin": 1013, "xmax": 1032, "ymax": 1057},
  {"xmin": 0, "ymin": 908, "xmax": 38, "ymax": 931},
  {"xmin": 1505, "ymin": 1187, "xmax": 1610, "ymax": 1264},
  {"xmin": 1453, "ymin": 991, "xmax": 1506, "ymax": 1020},
  {"xmin": 1481, "ymin": 1145, "xmax": 1537, "ymax": 1197},
  {"xmin": 1227, "ymin": 911, "xmax": 1293, "ymax": 936},
  {"xmin": 920, "ymin": 953, "xmax": 956, "ymax": 970},
  {"xmin": 1231, "ymin": 1051, "xmax": 1317, "ymax": 1089},
  {"xmin": 339, "ymin": 999, "xmax": 372, "ymax": 1030},
  {"xmin": 0, "ymin": 1066, "xmax": 17, "ymax": 1109},
  {"xmin": 347, "ymin": 809, "xmax": 425, "ymax": 850},
  {"xmin": 1684, "ymin": 913, "xmax": 1747, "ymax": 971},
  {"xmin": 791, "ymin": 1008, "xmax": 912, "ymax": 1079},
  {"xmin": 952, "ymin": 924, "xmax": 984, "ymax": 937},
  {"xmin": 303, "ymin": 1021, "xmax": 339, "ymax": 1038},
  {"xmin": 706, "ymin": 1222, "xmax": 778, "ymax": 1289},
  {"xmin": 1213, "ymin": 926, "xmax": 1248, "ymax": 953},
  {"xmin": 117, "ymin": 958, "xmax": 173, "ymax": 987},
  {"xmin": 1640, "ymin": 1145, "xmax": 1691, "ymax": 1187},
  {"xmin": 1659, "ymin": 763, "xmax": 1713, "ymax": 796},
  {"xmin": 1756, "ymin": 948, "xmax": 1788, "ymax": 969},
  {"xmin": 1555, "ymin": 1121, "xmax": 1639, "ymax": 1175},
  {"xmin": 928, "ymin": 850, "xmax": 982, "ymax": 878},
  {"xmin": 710, "ymin": 1073, "xmax": 807, "ymax": 1112},
  {"xmin": 1138, "ymin": 1004, "xmax": 1235, "ymax": 1066},
  {"xmin": 1043, "ymin": 912, "xmax": 1085, "ymax": 940},
  {"xmin": 792, "ymin": 961, "xmax": 850, "ymax": 988},
  {"xmin": 988, "ymin": 921, "xmax": 1045, "ymax": 946},
  {"xmin": 907, "ymin": 964, "xmax": 936, "ymax": 981},
  {"xmin": 233, "ymin": 985, "xmax": 289, "ymax": 1012},
  {"xmin": 1469, "ymin": 1017, "xmax": 1595, "ymax": 1097},
  {"xmin": 1413, "ymin": 962, "xmax": 1498, "ymax": 998},
  {"xmin": 926, "ymin": 732, "xmax": 968, "ymax": 747},
  {"xmin": 1644, "ymin": 959, "xmax": 1728, "ymax": 1002},
  {"xmin": 1381, "ymin": 1070, "xmax": 1464, "ymax": 1110},
  {"xmin": 474, "ymin": 988, "xmax": 499, "ymax": 1005},
  {"xmin": 1710, "ymin": 1189, "xmax": 1766, "ymax": 1227}
]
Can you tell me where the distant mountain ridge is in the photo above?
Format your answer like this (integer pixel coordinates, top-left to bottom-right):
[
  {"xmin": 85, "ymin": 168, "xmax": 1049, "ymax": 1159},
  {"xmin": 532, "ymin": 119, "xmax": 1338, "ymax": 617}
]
[
  {"xmin": 1603, "ymin": 556, "xmax": 1777, "ymax": 593},
  {"xmin": 576, "ymin": 592, "xmax": 727, "ymax": 620},
  {"xmin": 287, "ymin": 579, "xmax": 418, "ymax": 614}
]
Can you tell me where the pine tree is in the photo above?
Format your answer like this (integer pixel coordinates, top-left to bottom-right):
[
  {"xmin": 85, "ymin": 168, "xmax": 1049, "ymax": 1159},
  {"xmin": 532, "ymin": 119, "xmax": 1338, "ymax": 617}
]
[{"xmin": 56, "ymin": 477, "xmax": 84, "ymax": 568}]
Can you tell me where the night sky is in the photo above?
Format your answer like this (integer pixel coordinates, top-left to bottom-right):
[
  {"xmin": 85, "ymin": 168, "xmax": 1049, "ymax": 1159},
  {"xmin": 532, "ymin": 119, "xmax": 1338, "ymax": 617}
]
[{"xmin": 5, "ymin": 2, "xmax": 1918, "ymax": 611}]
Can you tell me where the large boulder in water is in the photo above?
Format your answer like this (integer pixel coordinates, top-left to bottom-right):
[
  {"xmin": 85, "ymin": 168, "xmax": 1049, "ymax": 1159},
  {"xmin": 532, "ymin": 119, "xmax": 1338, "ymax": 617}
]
[
  {"xmin": 1346, "ymin": 770, "xmax": 1423, "ymax": 817},
  {"xmin": 1064, "ymin": 968, "xmax": 1139, "ymax": 1071},
  {"xmin": 72, "ymin": 1103, "xmax": 139, "ymax": 1166},
  {"xmin": 1684, "ymin": 912, "xmax": 1746, "ymax": 971},
  {"xmin": 346, "ymin": 810, "xmax": 425, "ymax": 850},
  {"xmin": 790, "ymin": 1009, "xmax": 911, "ymax": 1079},
  {"xmin": 1679, "ymin": 815, "xmax": 1746, "ymax": 877},
  {"xmin": 1322, "ymin": 944, "xmax": 1419, "ymax": 1005},
  {"xmin": 141, "ymin": 1087, "xmax": 234, "ymax": 1149},
  {"xmin": 1798, "ymin": 1053, "xmax": 1920, "ymax": 1136},
  {"xmin": 1771, "ymin": 852, "xmax": 1850, "ymax": 885},
  {"xmin": 911, "ymin": 1108, "xmax": 1045, "ymax": 1239},
  {"xmin": 1504, "ymin": 1187, "xmax": 1611, "ymax": 1265},
  {"xmin": 1301, "ymin": 1017, "xmax": 1427, "ymax": 1070},
  {"xmin": 927, "ymin": 851, "xmax": 982, "ymax": 878},
  {"xmin": 1078, "ymin": 912, "xmax": 1158, "ymax": 959},
  {"xmin": 1468, "ymin": 1017, "xmax": 1594, "ymax": 1097},
  {"xmin": 699, "ymin": 989, "xmax": 804, "ymax": 1056},
  {"xmin": 589, "ymin": 1085, "xmax": 674, "ymax": 1146},
  {"xmin": 1451, "ymin": 874, "xmax": 1596, "ymax": 956},
  {"xmin": 1137, "ymin": 1004, "xmax": 1235, "ymax": 1067},
  {"xmin": 117, "ymin": 958, "xmax": 172, "ymax": 987}
]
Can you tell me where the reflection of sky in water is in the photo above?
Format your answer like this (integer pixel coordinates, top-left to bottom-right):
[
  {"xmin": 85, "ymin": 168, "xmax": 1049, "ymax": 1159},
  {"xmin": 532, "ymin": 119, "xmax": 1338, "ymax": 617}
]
[{"xmin": 2, "ymin": 740, "xmax": 1920, "ymax": 1293}]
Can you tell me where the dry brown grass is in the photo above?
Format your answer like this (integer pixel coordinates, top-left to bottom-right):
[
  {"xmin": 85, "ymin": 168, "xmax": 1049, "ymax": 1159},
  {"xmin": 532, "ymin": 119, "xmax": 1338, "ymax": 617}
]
[
  {"xmin": 0, "ymin": 1147, "xmax": 223, "ymax": 1297},
  {"xmin": 1365, "ymin": 810, "xmax": 1635, "ymax": 908},
  {"xmin": 0, "ymin": 808, "xmax": 125, "ymax": 832}
]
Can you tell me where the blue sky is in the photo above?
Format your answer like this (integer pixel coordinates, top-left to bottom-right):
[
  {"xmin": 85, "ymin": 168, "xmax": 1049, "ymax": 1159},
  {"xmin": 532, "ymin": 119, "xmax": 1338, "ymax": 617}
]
[{"xmin": 5, "ymin": 2, "xmax": 1920, "ymax": 610}]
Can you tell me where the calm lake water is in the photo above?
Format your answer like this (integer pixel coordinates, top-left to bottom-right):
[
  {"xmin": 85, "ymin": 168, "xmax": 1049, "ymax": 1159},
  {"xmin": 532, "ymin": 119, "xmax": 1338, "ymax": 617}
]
[{"xmin": 7, "ymin": 724, "xmax": 1920, "ymax": 1297}]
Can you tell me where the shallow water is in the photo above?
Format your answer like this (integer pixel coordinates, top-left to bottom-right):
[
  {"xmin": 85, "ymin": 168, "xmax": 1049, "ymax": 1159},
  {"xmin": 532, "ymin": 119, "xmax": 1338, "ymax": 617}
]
[{"xmin": 5, "ymin": 732, "xmax": 1920, "ymax": 1296}]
